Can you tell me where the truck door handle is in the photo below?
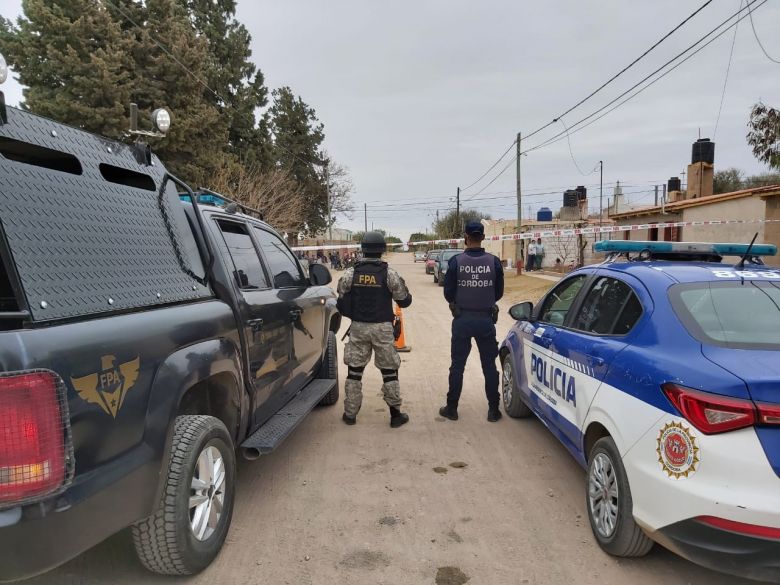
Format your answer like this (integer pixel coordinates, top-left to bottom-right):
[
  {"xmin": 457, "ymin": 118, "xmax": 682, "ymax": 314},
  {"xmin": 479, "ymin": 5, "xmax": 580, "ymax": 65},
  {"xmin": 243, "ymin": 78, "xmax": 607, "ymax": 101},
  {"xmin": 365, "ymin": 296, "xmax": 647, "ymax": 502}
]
[
  {"xmin": 289, "ymin": 309, "xmax": 302, "ymax": 321},
  {"xmin": 248, "ymin": 318, "xmax": 263, "ymax": 331},
  {"xmin": 592, "ymin": 357, "xmax": 605, "ymax": 367}
]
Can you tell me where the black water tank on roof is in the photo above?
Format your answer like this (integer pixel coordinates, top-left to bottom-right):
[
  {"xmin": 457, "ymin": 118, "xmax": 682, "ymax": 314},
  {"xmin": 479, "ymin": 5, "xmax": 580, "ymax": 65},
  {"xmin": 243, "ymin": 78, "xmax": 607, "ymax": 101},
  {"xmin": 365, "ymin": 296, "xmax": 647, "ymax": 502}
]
[
  {"xmin": 563, "ymin": 190, "xmax": 578, "ymax": 207},
  {"xmin": 668, "ymin": 176, "xmax": 681, "ymax": 192},
  {"xmin": 692, "ymin": 138, "xmax": 715, "ymax": 165},
  {"xmin": 575, "ymin": 185, "xmax": 587, "ymax": 200}
]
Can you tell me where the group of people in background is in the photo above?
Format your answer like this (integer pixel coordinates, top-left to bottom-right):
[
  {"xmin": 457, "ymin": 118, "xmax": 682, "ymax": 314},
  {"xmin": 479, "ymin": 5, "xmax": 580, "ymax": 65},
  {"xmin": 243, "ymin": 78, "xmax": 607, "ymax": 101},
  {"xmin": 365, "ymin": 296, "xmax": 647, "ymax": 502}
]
[
  {"xmin": 296, "ymin": 250, "xmax": 360, "ymax": 271},
  {"xmin": 525, "ymin": 237, "xmax": 544, "ymax": 271}
]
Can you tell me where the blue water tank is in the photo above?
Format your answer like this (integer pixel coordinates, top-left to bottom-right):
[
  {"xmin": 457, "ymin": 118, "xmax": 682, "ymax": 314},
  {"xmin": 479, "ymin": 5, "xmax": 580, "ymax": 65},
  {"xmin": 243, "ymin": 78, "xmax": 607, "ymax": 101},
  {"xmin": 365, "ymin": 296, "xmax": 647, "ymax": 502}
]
[{"xmin": 537, "ymin": 207, "xmax": 553, "ymax": 222}]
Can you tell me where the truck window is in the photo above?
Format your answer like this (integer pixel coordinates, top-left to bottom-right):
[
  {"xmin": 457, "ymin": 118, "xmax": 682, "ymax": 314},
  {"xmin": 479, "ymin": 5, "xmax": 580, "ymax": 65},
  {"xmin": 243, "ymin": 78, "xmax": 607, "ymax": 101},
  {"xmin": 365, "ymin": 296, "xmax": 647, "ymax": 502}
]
[
  {"xmin": 252, "ymin": 227, "xmax": 306, "ymax": 289},
  {"xmin": 216, "ymin": 221, "xmax": 269, "ymax": 290}
]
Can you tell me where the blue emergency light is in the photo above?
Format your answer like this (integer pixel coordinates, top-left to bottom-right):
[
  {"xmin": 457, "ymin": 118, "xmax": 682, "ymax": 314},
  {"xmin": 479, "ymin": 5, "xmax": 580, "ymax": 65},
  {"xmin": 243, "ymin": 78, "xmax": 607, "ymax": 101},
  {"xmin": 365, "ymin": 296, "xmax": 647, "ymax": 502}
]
[
  {"xmin": 594, "ymin": 240, "xmax": 777, "ymax": 257},
  {"xmin": 178, "ymin": 193, "xmax": 228, "ymax": 207}
]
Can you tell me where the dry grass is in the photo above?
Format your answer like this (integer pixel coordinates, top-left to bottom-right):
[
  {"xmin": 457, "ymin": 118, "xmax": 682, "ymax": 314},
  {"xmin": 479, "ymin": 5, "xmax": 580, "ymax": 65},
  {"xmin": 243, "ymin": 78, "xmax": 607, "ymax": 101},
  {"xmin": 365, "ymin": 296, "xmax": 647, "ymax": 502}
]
[{"xmin": 503, "ymin": 273, "xmax": 557, "ymax": 305}]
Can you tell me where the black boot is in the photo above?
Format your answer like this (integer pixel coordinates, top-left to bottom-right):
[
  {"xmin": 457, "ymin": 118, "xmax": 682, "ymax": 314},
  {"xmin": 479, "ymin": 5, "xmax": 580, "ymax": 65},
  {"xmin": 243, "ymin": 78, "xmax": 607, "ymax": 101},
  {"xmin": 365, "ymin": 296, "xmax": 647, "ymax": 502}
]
[
  {"xmin": 389, "ymin": 406, "xmax": 409, "ymax": 428},
  {"xmin": 487, "ymin": 405, "xmax": 502, "ymax": 422},
  {"xmin": 342, "ymin": 413, "xmax": 356, "ymax": 425},
  {"xmin": 439, "ymin": 404, "xmax": 458, "ymax": 421}
]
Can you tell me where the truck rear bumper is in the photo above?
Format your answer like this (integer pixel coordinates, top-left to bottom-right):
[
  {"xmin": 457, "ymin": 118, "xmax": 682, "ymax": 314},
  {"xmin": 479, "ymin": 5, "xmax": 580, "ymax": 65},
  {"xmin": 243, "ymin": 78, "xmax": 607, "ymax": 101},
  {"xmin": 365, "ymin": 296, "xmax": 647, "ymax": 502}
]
[{"xmin": 0, "ymin": 454, "xmax": 158, "ymax": 582}]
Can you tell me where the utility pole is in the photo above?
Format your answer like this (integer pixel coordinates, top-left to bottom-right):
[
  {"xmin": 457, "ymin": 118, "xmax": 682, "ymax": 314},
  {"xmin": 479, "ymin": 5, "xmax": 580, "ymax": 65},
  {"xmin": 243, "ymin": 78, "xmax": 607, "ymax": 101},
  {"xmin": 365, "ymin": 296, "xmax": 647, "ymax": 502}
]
[
  {"xmin": 456, "ymin": 187, "xmax": 460, "ymax": 234},
  {"xmin": 654, "ymin": 184, "xmax": 659, "ymax": 206},
  {"xmin": 325, "ymin": 159, "xmax": 332, "ymax": 242},
  {"xmin": 364, "ymin": 203, "xmax": 367, "ymax": 232},
  {"xmin": 516, "ymin": 132, "xmax": 522, "ymax": 272},
  {"xmin": 599, "ymin": 160, "xmax": 604, "ymax": 239}
]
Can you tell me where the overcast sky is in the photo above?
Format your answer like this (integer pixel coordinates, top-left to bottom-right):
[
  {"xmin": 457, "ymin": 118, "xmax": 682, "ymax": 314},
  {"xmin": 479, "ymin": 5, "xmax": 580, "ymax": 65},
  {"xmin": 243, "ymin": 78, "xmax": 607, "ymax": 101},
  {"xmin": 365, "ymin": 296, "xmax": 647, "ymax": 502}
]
[{"xmin": 1, "ymin": 0, "xmax": 778, "ymax": 239}]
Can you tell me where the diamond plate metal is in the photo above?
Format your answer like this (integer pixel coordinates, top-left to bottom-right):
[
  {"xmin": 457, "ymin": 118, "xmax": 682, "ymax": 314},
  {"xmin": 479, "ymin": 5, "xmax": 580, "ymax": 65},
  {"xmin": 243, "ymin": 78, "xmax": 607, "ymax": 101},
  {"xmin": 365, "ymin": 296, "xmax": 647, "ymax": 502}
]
[
  {"xmin": 241, "ymin": 379, "xmax": 335, "ymax": 453},
  {"xmin": 0, "ymin": 107, "xmax": 211, "ymax": 321}
]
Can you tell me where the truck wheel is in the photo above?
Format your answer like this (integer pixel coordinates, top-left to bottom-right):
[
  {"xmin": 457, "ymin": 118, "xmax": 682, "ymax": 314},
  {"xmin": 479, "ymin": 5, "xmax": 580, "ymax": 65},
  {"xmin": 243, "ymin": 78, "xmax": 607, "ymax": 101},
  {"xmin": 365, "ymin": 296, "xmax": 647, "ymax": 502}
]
[
  {"xmin": 318, "ymin": 331, "xmax": 339, "ymax": 406},
  {"xmin": 132, "ymin": 415, "xmax": 236, "ymax": 575},
  {"xmin": 586, "ymin": 436, "xmax": 653, "ymax": 557},
  {"xmin": 501, "ymin": 356, "xmax": 532, "ymax": 418}
]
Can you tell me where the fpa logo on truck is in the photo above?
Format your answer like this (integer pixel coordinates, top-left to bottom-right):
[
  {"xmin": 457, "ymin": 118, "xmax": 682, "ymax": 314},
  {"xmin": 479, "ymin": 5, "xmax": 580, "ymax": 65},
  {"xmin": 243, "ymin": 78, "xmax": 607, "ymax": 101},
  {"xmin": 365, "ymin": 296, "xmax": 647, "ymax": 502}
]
[{"xmin": 531, "ymin": 353, "xmax": 577, "ymax": 406}]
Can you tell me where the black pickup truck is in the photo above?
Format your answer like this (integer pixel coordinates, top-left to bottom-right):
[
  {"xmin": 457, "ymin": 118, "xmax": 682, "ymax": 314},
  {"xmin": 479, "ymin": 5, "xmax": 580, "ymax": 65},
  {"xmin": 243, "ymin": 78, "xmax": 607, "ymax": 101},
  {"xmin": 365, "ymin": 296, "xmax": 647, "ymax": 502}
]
[{"xmin": 0, "ymin": 104, "xmax": 341, "ymax": 580}]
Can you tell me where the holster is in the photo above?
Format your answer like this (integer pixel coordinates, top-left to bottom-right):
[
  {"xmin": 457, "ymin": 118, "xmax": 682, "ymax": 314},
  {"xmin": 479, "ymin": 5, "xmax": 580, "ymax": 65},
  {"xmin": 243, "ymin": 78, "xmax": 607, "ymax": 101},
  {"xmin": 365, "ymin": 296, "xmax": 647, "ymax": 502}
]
[
  {"xmin": 491, "ymin": 304, "xmax": 499, "ymax": 324},
  {"xmin": 392, "ymin": 316, "xmax": 402, "ymax": 340}
]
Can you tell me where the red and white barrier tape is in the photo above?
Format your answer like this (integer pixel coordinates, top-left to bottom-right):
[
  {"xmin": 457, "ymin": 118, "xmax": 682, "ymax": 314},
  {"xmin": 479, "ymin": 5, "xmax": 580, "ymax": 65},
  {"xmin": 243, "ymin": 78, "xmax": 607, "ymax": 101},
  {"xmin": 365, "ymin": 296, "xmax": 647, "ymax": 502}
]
[{"xmin": 291, "ymin": 218, "xmax": 780, "ymax": 252}]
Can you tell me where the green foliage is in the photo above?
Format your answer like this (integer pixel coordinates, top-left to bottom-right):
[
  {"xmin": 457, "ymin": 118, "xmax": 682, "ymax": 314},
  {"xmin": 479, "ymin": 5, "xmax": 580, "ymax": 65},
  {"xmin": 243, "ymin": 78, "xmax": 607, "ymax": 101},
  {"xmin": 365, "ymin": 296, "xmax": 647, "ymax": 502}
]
[
  {"xmin": 409, "ymin": 232, "xmax": 436, "ymax": 242},
  {"xmin": 269, "ymin": 87, "xmax": 326, "ymax": 236},
  {"xmin": 747, "ymin": 102, "xmax": 780, "ymax": 171},
  {"xmin": 434, "ymin": 209, "xmax": 491, "ymax": 239},
  {"xmin": 0, "ymin": 0, "xmax": 349, "ymax": 234},
  {"xmin": 386, "ymin": 236, "xmax": 402, "ymax": 244},
  {"xmin": 713, "ymin": 167, "xmax": 745, "ymax": 194}
]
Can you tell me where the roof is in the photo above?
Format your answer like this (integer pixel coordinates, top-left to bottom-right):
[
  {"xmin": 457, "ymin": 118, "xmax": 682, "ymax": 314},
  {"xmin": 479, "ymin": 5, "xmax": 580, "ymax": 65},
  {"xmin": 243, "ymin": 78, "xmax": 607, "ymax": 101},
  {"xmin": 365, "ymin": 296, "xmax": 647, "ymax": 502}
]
[{"xmin": 609, "ymin": 184, "xmax": 780, "ymax": 220}]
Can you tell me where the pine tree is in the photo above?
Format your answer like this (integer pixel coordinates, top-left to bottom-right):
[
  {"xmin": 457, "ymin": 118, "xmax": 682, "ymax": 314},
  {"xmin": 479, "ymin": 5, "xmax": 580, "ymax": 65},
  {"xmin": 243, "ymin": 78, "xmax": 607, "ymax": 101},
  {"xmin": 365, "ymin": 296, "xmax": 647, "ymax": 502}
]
[
  {"xmin": 121, "ymin": 0, "xmax": 229, "ymax": 186},
  {"xmin": 179, "ymin": 0, "xmax": 271, "ymax": 168},
  {"xmin": 269, "ymin": 86, "xmax": 327, "ymax": 235},
  {"xmin": 0, "ymin": 0, "xmax": 134, "ymax": 138}
]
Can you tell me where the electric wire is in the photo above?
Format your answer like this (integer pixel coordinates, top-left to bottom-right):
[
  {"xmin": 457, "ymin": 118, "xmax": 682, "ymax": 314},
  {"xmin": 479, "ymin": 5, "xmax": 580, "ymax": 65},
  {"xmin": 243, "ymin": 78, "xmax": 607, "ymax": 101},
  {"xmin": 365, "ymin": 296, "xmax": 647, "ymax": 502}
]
[
  {"xmin": 560, "ymin": 119, "xmax": 601, "ymax": 176},
  {"xmin": 714, "ymin": 0, "xmax": 742, "ymax": 140},
  {"xmin": 521, "ymin": 0, "xmax": 715, "ymax": 143},
  {"xmin": 520, "ymin": 0, "xmax": 766, "ymax": 157},
  {"xmin": 747, "ymin": 0, "xmax": 780, "ymax": 63}
]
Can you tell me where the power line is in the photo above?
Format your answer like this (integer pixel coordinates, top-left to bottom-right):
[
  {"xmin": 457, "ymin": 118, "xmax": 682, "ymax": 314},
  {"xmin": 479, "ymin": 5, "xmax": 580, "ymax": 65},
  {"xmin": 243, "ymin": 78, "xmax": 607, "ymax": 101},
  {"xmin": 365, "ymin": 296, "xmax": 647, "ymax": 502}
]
[
  {"xmin": 560, "ymin": 119, "xmax": 600, "ymax": 176},
  {"xmin": 459, "ymin": 140, "xmax": 517, "ymax": 192},
  {"xmin": 520, "ymin": 0, "xmax": 766, "ymax": 156},
  {"xmin": 103, "ymin": 0, "xmax": 225, "ymax": 103},
  {"xmin": 747, "ymin": 0, "xmax": 780, "ymax": 63},
  {"xmin": 713, "ymin": 0, "xmax": 742, "ymax": 140},
  {"xmin": 522, "ymin": 0, "xmax": 715, "ymax": 143}
]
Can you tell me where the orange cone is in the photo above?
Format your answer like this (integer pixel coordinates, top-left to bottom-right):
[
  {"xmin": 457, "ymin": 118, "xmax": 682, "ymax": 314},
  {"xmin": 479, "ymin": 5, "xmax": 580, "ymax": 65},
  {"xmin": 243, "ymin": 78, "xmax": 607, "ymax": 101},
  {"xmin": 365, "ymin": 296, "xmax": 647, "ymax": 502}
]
[{"xmin": 394, "ymin": 304, "xmax": 411, "ymax": 352}]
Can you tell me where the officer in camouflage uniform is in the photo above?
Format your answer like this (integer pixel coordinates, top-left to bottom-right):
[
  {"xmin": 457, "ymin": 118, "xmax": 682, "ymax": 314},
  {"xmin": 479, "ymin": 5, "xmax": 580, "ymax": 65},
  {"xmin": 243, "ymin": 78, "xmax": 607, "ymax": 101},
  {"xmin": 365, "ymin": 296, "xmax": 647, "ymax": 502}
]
[{"xmin": 337, "ymin": 232, "xmax": 412, "ymax": 428}]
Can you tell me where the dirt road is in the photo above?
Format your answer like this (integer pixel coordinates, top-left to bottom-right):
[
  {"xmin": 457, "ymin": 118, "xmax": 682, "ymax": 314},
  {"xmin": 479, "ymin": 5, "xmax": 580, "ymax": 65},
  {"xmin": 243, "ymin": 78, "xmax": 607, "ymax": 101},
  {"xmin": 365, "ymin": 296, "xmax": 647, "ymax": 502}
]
[{"xmin": 30, "ymin": 254, "xmax": 762, "ymax": 585}]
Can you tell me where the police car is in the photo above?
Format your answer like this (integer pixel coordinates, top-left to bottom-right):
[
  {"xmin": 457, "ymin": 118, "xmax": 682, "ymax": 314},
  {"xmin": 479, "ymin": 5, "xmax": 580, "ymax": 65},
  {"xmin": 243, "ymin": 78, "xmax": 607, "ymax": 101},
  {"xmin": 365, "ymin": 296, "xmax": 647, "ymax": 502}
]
[{"xmin": 500, "ymin": 240, "xmax": 780, "ymax": 582}]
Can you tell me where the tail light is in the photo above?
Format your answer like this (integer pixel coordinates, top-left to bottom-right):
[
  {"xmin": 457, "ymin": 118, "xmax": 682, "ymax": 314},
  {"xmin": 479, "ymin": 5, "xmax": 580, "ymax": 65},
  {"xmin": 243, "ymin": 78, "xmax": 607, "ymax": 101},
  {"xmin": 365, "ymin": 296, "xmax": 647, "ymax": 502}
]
[
  {"xmin": 0, "ymin": 371, "xmax": 72, "ymax": 506},
  {"xmin": 663, "ymin": 383, "xmax": 780, "ymax": 435}
]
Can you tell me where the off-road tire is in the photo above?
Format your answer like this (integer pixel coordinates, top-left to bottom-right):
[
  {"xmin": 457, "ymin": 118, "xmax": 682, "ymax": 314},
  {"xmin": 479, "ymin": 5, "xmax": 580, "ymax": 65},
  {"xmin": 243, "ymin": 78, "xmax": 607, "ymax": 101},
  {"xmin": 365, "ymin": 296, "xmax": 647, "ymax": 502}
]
[
  {"xmin": 586, "ymin": 436, "xmax": 653, "ymax": 557},
  {"xmin": 317, "ymin": 331, "xmax": 339, "ymax": 406},
  {"xmin": 131, "ymin": 415, "xmax": 236, "ymax": 575},
  {"xmin": 501, "ymin": 356, "xmax": 532, "ymax": 418}
]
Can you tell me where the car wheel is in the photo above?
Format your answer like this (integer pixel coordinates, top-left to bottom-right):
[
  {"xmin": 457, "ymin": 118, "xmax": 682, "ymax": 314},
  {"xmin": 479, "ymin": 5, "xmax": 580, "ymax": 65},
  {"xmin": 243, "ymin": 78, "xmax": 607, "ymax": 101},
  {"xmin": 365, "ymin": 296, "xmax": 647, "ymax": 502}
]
[
  {"xmin": 433, "ymin": 272, "xmax": 438, "ymax": 283},
  {"xmin": 437, "ymin": 273, "xmax": 444, "ymax": 286},
  {"xmin": 317, "ymin": 331, "xmax": 339, "ymax": 406},
  {"xmin": 132, "ymin": 415, "xmax": 236, "ymax": 575},
  {"xmin": 501, "ymin": 356, "xmax": 532, "ymax": 418},
  {"xmin": 586, "ymin": 437, "xmax": 653, "ymax": 557}
]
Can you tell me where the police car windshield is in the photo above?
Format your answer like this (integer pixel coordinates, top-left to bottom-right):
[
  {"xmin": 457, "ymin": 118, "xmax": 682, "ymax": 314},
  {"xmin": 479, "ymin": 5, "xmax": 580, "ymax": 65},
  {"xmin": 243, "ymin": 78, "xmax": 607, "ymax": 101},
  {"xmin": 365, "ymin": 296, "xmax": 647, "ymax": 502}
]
[{"xmin": 670, "ymin": 281, "xmax": 780, "ymax": 349}]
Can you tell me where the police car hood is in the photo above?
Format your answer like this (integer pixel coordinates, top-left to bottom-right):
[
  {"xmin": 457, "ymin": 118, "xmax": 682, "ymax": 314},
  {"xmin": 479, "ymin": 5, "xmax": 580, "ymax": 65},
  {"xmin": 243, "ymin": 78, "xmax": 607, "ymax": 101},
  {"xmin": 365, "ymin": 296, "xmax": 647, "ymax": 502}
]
[{"xmin": 701, "ymin": 346, "xmax": 780, "ymax": 404}]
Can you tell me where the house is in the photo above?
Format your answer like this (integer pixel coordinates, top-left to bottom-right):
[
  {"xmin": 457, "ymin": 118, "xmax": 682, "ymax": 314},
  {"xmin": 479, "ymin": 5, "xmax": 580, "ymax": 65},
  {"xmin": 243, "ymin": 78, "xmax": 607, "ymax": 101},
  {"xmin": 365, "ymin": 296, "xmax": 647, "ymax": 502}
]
[{"xmin": 609, "ymin": 185, "xmax": 780, "ymax": 265}]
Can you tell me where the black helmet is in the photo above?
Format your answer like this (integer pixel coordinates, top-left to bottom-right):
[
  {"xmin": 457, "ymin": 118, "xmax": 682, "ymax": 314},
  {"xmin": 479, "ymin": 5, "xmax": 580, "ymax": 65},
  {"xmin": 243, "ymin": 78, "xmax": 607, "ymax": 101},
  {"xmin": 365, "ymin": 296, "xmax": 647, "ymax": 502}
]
[{"xmin": 361, "ymin": 231, "xmax": 387, "ymax": 256}]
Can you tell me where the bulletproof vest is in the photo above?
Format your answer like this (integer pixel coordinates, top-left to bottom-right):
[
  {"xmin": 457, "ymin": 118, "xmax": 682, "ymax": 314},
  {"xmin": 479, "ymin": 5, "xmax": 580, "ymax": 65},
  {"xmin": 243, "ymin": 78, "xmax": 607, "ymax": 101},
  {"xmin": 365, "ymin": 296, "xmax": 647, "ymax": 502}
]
[
  {"xmin": 350, "ymin": 262, "xmax": 394, "ymax": 323},
  {"xmin": 455, "ymin": 252, "xmax": 496, "ymax": 311}
]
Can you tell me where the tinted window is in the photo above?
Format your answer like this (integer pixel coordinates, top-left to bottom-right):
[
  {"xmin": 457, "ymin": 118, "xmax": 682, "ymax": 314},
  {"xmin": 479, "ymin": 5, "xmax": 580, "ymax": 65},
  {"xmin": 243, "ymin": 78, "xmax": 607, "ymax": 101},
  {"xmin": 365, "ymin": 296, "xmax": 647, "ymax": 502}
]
[
  {"xmin": 572, "ymin": 277, "xmax": 642, "ymax": 335},
  {"xmin": 671, "ymin": 281, "xmax": 780, "ymax": 349},
  {"xmin": 253, "ymin": 227, "xmax": 306, "ymax": 288},
  {"xmin": 441, "ymin": 250, "xmax": 461, "ymax": 263},
  {"xmin": 217, "ymin": 221, "xmax": 269, "ymax": 289},
  {"xmin": 538, "ymin": 275, "xmax": 587, "ymax": 326}
]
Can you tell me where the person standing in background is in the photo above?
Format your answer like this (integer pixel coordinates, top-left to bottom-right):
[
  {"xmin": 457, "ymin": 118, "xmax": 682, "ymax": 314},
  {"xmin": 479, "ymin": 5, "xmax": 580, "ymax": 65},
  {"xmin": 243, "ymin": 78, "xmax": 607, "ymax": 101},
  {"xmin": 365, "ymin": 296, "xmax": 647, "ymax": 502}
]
[
  {"xmin": 526, "ymin": 239, "xmax": 537, "ymax": 272},
  {"xmin": 535, "ymin": 238, "xmax": 544, "ymax": 271}
]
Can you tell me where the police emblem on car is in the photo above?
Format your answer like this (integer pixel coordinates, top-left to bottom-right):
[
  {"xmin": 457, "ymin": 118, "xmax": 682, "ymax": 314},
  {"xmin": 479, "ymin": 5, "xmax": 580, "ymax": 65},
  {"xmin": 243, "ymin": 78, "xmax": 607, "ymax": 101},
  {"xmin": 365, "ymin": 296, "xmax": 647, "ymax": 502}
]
[{"xmin": 71, "ymin": 355, "xmax": 140, "ymax": 417}]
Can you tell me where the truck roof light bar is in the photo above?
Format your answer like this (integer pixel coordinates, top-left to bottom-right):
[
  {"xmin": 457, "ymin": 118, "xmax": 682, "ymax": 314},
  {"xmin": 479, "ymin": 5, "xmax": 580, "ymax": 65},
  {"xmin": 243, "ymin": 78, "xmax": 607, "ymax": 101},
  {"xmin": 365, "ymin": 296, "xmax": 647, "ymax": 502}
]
[{"xmin": 594, "ymin": 240, "xmax": 777, "ymax": 257}]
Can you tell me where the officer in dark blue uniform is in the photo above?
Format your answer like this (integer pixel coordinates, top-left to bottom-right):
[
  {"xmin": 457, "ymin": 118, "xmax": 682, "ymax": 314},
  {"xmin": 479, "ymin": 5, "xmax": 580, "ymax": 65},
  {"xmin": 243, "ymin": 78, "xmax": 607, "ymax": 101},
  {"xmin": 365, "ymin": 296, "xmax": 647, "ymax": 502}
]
[{"xmin": 439, "ymin": 221, "xmax": 504, "ymax": 422}]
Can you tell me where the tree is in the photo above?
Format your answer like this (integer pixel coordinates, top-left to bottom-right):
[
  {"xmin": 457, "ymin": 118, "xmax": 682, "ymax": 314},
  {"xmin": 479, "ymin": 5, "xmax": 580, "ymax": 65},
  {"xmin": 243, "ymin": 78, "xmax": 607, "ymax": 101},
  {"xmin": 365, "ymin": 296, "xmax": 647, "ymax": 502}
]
[
  {"xmin": 129, "ymin": 0, "xmax": 229, "ymax": 186},
  {"xmin": 746, "ymin": 171, "xmax": 780, "ymax": 187},
  {"xmin": 177, "ymin": 0, "xmax": 271, "ymax": 167},
  {"xmin": 434, "ymin": 209, "xmax": 491, "ymax": 239},
  {"xmin": 0, "ymin": 1, "xmax": 134, "ymax": 138},
  {"xmin": 386, "ymin": 236, "xmax": 402, "ymax": 244},
  {"xmin": 747, "ymin": 102, "xmax": 780, "ymax": 171},
  {"xmin": 323, "ymin": 154, "xmax": 354, "ymax": 229},
  {"xmin": 269, "ymin": 87, "xmax": 326, "ymax": 235},
  {"xmin": 209, "ymin": 162, "xmax": 307, "ymax": 234},
  {"xmin": 713, "ymin": 167, "xmax": 744, "ymax": 194},
  {"xmin": 409, "ymin": 232, "xmax": 436, "ymax": 243}
]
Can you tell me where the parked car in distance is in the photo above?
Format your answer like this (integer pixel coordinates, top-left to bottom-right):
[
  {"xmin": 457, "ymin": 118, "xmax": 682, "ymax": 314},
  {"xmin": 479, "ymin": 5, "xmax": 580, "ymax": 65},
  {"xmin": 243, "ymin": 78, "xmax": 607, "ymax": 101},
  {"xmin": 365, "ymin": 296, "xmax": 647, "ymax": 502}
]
[
  {"xmin": 434, "ymin": 249, "xmax": 462, "ymax": 285},
  {"xmin": 414, "ymin": 251, "xmax": 426, "ymax": 262},
  {"xmin": 425, "ymin": 250, "xmax": 442, "ymax": 274}
]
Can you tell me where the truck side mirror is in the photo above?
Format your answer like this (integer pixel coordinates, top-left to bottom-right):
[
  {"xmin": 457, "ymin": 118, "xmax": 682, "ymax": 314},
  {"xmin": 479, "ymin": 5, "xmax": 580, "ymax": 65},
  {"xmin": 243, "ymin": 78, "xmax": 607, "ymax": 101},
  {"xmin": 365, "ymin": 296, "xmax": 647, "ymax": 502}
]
[{"xmin": 309, "ymin": 263, "xmax": 332, "ymax": 286}]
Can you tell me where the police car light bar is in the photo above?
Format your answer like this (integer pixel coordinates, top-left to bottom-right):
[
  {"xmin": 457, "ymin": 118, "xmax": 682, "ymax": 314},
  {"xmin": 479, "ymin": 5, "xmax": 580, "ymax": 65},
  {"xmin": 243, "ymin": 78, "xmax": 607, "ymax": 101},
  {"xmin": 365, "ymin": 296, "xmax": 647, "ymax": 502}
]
[{"xmin": 593, "ymin": 240, "xmax": 777, "ymax": 257}]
